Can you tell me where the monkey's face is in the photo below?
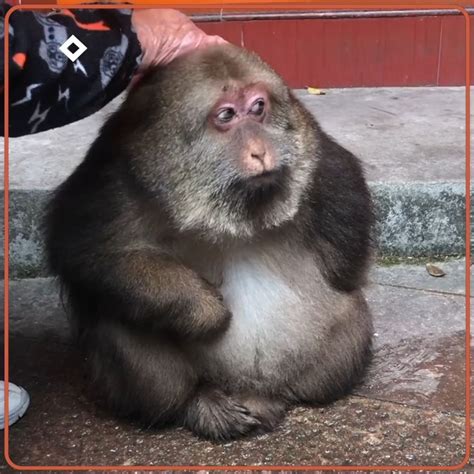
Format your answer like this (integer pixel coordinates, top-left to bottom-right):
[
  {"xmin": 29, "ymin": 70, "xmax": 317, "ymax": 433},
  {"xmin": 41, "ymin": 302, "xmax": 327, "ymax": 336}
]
[{"xmin": 128, "ymin": 45, "xmax": 318, "ymax": 240}]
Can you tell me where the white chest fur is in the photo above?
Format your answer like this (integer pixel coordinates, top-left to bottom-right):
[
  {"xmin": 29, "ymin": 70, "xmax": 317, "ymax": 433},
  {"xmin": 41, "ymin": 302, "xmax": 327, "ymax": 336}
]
[
  {"xmin": 221, "ymin": 247, "xmax": 302, "ymax": 347},
  {"xmin": 195, "ymin": 241, "xmax": 336, "ymax": 386}
]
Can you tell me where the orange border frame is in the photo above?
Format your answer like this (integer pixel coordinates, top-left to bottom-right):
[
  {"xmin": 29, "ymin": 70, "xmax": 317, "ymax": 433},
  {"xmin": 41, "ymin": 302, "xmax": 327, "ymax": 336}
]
[{"xmin": 3, "ymin": 3, "xmax": 471, "ymax": 471}]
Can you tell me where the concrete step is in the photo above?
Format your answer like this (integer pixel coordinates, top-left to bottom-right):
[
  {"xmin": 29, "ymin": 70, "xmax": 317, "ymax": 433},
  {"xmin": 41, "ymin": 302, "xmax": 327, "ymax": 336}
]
[
  {"xmin": 2, "ymin": 259, "xmax": 468, "ymax": 467},
  {"xmin": 1, "ymin": 86, "xmax": 470, "ymax": 278}
]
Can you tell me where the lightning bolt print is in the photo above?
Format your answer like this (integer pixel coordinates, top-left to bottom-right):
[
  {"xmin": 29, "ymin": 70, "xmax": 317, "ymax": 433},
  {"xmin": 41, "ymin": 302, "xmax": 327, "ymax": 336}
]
[
  {"xmin": 73, "ymin": 60, "xmax": 88, "ymax": 77},
  {"xmin": 28, "ymin": 102, "xmax": 51, "ymax": 134},
  {"xmin": 12, "ymin": 84, "xmax": 42, "ymax": 106},
  {"xmin": 58, "ymin": 86, "xmax": 70, "ymax": 109}
]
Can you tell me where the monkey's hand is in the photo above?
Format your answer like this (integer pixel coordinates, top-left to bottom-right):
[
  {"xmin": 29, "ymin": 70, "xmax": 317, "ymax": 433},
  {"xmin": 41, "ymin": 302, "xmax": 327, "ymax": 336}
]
[
  {"xmin": 106, "ymin": 251, "xmax": 231, "ymax": 340},
  {"xmin": 175, "ymin": 278, "xmax": 232, "ymax": 341}
]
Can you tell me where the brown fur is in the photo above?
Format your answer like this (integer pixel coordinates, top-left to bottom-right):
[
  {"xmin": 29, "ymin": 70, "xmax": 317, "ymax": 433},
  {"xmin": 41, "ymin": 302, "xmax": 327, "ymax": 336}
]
[{"xmin": 45, "ymin": 44, "xmax": 374, "ymax": 441}]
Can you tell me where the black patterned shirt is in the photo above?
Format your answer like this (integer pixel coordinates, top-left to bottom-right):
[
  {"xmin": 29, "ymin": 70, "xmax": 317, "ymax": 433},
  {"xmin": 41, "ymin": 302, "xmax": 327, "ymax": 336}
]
[{"xmin": 1, "ymin": 5, "xmax": 143, "ymax": 137}]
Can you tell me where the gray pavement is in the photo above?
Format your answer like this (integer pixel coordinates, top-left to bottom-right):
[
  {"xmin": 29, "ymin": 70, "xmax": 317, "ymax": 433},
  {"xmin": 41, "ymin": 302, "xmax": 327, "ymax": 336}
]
[
  {"xmin": 294, "ymin": 87, "xmax": 467, "ymax": 184},
  {"xmin": 1, "ymin": 259, "xmax": 468, "ymax": 468},
  {"xmin": 1, "ymin": 86, "xmax": 470, "ymax": 278}
]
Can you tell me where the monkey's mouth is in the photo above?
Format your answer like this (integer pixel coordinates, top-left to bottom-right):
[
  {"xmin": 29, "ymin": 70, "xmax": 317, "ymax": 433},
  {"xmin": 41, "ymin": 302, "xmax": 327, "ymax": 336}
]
[
  {"xmin": 226, "ymin": 166, "xmax": 291, "ymax": 213},
  {"xmin": 247, "ymin": 169, "xmax": 282, "ymax": 187}
]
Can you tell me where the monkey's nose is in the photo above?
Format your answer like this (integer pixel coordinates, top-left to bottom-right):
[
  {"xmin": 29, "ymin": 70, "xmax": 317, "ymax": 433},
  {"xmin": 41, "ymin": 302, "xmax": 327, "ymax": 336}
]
[
  {"xmin": 247, "ymin": 140, "xmax": 274, "ymax": 174},
  {"xmin": 250, "ymin": 148, "xmax": 266, "ymax": 161}
]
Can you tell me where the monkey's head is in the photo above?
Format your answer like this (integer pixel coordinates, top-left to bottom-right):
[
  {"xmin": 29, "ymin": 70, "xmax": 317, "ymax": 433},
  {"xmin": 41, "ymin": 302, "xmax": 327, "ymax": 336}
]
[{"xmin": 123, "ymin": 44, "xmax": 319, "ymax": 241}]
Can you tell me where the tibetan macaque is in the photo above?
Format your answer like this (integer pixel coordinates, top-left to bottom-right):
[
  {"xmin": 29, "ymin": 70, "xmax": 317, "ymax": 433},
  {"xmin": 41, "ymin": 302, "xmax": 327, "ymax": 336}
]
[{"xmin": 45, "ymin": 43, "xmax": 374, "ymax": 441}]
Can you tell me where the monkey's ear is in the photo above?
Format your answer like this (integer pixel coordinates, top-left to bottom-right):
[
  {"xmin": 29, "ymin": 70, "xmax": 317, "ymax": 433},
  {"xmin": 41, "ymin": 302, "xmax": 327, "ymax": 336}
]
[
  {"xmin": 97, "ymin": 75, "xmax": 164, "ymax": 141},
  {"xmin": 128, "ymin": 66, "xmax": 163, "ymax": 94},
  {"xmin": 125, "ymin": 66, "xmax": 171, "ymax": 114}
]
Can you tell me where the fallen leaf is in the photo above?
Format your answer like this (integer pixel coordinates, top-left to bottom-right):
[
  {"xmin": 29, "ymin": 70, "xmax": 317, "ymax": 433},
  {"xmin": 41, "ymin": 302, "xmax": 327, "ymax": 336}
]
[
  {"xmin": 425, "ymin": 263, "xmax": 446, "ymax": 277},
  {"xmin": 307, "ymin": 87, "xmax": 326, "ymax": 95}
]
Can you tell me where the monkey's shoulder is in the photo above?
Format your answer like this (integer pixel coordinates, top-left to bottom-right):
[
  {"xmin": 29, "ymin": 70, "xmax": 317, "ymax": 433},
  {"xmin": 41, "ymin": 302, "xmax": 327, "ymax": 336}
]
[{"xmin": 293, "ymin": 130, "xmax": 374, "ymax": 292}]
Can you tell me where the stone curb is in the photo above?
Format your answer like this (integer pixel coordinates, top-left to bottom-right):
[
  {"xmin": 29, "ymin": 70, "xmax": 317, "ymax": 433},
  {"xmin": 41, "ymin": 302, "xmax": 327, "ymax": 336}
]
[{"xmin": 1, "ymin": 180, "xmax": 468, "ymax": 279}]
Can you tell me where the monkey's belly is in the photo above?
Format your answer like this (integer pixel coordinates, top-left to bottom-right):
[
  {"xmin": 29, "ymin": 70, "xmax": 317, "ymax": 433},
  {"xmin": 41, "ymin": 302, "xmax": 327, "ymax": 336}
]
[{"xmin": 193, "ymin": 248, "xmax": 345, "ymax": 391}]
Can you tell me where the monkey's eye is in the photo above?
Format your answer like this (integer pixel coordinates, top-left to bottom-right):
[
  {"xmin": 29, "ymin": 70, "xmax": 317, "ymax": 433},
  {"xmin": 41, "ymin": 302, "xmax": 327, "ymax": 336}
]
[
  {"xmin": 249, "ymin": 99, "xmax": 265, "ymax": 116},
  {"xmin": 216, "ymin": 108, "xmax": 236, "ymax": 123}
]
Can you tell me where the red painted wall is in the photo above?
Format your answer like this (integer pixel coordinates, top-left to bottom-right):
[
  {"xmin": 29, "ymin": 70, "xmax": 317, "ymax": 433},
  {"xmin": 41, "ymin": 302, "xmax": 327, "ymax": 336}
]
[
  {"xmin": 7, "ymin": 5, "xmax": 472, "ymax": 87},
  {"xmin": 200, "ymin": 15, "xmax": 472, "ymax": 87}
]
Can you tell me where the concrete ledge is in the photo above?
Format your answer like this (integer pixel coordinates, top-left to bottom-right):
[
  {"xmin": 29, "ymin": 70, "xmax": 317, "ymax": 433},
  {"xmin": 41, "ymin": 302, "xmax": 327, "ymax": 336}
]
[
  {"xmin": 2, "ymin": 181, "xmax": 468, "ymax": 279},
  {"xmin": 1, "ymin": 87, "xmax": 469, "ymax": 278},
  {"xmin": 372, "ymin": 181, "xmax": 467, "ymax": 257}
]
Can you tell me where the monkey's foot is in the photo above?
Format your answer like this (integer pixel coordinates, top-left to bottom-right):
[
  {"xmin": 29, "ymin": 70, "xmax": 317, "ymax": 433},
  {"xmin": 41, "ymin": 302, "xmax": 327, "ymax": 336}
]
[
  {"xmin": 233, "ymin": 394, "xmax": 287, "ymax": 434},
  {"xmin": 184, "ymin": 388, "xmax": 261, "ymax": 441}
]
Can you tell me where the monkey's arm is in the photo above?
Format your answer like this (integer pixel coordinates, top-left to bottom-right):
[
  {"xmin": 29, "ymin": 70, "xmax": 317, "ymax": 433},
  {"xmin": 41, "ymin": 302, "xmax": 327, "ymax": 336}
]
[
  {"xmin": 53, "ymin": 243, "xmax": 230, "ymax": 339},
  {"xmin": 301, "ymin": 132, "xmax": 374, "ymax": 292},
  {"xmin": 106, "ymin": 250, "xmax": 231, "ymax": 338}
]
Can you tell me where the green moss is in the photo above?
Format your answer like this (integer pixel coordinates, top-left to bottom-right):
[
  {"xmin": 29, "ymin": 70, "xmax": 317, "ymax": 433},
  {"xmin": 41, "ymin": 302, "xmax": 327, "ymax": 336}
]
[{"xmin": 376, "ymin": 254, "xmax": 465, "ymax": 267}]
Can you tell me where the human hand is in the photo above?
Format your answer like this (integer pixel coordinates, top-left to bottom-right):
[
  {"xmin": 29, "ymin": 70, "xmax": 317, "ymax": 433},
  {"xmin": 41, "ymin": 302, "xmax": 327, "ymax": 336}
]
[{"xmin": 131, "ymin": 9, "xmax": 227, "ymax": 72}]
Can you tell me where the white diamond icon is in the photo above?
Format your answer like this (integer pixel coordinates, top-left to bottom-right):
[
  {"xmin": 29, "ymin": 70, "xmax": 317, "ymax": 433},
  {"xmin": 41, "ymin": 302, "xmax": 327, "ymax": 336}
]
[{"xmin": 59, "ymin": 35, "xmax": 87, "ymax": 62}]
